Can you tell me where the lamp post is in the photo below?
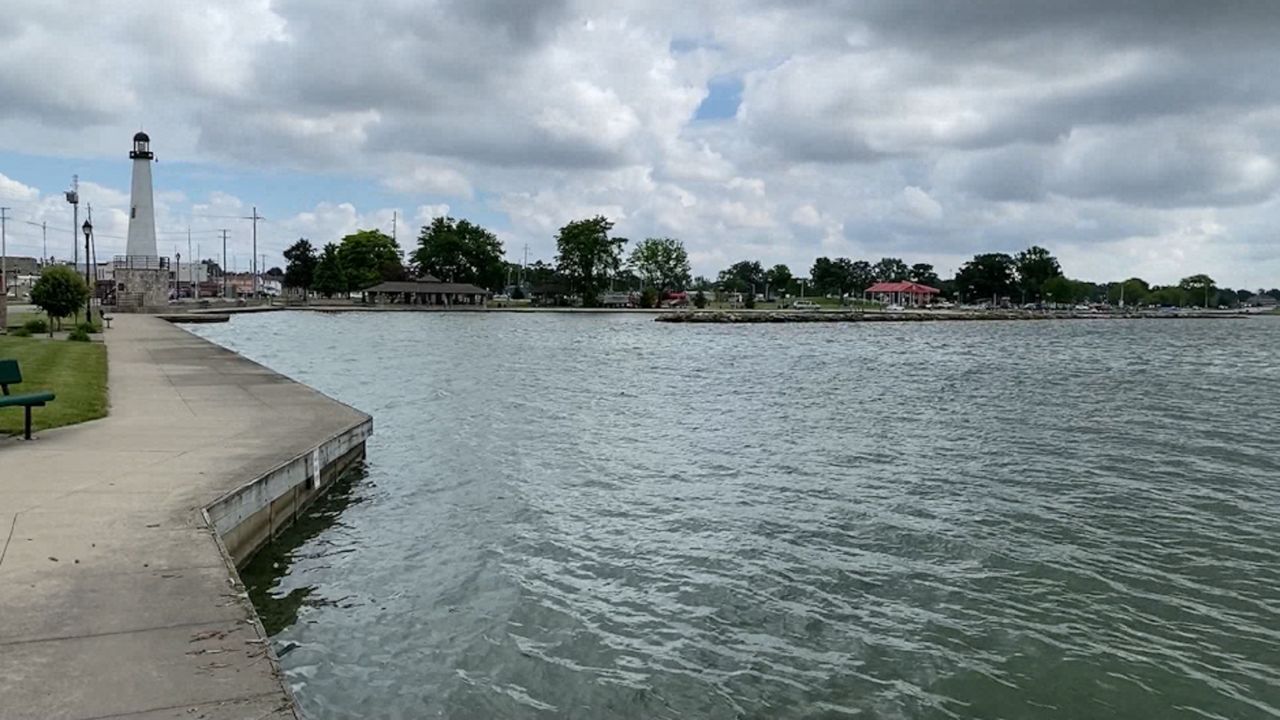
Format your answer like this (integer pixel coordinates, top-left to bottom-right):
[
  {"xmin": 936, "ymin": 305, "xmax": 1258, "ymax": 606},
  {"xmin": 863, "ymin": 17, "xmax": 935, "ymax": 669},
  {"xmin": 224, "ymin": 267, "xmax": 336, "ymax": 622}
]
[{"xmin": 82, "ymin": 219, "xmax": 93, "ymax": 322}]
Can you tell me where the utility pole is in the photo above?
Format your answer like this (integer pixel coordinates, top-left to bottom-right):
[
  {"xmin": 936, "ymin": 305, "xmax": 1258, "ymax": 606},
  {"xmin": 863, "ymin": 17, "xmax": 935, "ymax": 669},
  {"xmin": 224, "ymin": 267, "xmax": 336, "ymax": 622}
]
[
  {"xmin": 220, "ymin": 229, "xmax": 230, "ymax": 298},
  {"xmin": 66, "ymin": 176, "xmax": 79, "ymax": 267},
  {"xmin": 1, "ymin": 207, "xmax": 9, "ymax": 301},
  {"xmin": 187, "ymin": 226, "xmax": 193, "ymax": 300},
  {"xmin": 244, "ymin": 207, "xmax": 263, "ymax": 297},
  {"xmin": 195, "ymin": 243, "xmax": 201, "ymax": 300}
]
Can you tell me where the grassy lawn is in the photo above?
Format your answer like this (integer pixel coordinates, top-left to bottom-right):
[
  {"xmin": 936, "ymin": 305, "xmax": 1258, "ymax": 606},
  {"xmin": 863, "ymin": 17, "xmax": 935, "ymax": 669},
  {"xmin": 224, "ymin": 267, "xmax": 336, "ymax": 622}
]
[{"xmin": 0, "ymin": 336, "xmax": 108, "ymax": 435}]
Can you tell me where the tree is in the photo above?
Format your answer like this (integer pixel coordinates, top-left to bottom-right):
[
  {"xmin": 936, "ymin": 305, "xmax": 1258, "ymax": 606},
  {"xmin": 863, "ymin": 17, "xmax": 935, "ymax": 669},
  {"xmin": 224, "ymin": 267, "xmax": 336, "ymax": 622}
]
[
  {"xmin": 1179, "ymin": 274, "xmax": 1217, "ymax": 308},
  {"xmin": 282, "ymin": 239, "xmax": 318, "ymax": 292},
  {"xmin": 628, "ymin": 237, "xmax": 691, "ymax": 294},
  {"xmin": 1107, "ymin": 277, "xmax": 1150, "ymax": 306},
  {"xmin": 555, "ymin": 216, "xmax": 626, "ymax": 307},
  {"xmin": 1147, "ymin": 285, "xmax": 1187, "ymax": 307},
  {"xmin": 954, "ymin": 253, "xmax": 1016, "ymax": 303},
  {"xmin": 265, "ymin": 267, "xmax": 283, "ymax": 277},
  {"xmin": 1041, "ymin": 276, "xmax": 1079, "ymax": 306},
  {"xmin": 872, "ymin": 257, "xmax": 909, "ymax": 282},
  {"xmin": 1014, "ymin": 246, "xmax": 1062, "ymax": 301},
  {"xmin": 765, "ymin": 264, "xmax": 793, "ymax": 296},
  {"xmin": 693, "ymin": 290, "xmax": 707, "ymax": 309},
  {"xmin": 810, "ymin": 257, "xmax": 872, "ymax": 296},
  {"xmin": 908, "ymin": 263, "xmax": 940, "ymax": 287},
  {"xmin": 717, "ymin": 260, "xmax": 765, "ymax": 295},
  {"xmin": 30, "ymin": 265, "xmax": 90, "ymax": 329},
  {"xmin": 337, "ymin": 230, "xmax": 403, "ymax": 292},
  {"xmin": 313, "ymin": 243, "xmax": 348, "ymax": 298},
  {"xmin": 413, "ymin": 217, "xmax": 506, "ymax": 290}
]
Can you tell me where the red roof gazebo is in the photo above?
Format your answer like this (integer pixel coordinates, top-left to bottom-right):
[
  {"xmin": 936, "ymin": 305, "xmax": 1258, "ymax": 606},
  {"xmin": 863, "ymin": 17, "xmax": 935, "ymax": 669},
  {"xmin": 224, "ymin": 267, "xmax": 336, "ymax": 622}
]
[{"xmin": 865, "ymin": 281, "xmax": 940, "ymax": 307}]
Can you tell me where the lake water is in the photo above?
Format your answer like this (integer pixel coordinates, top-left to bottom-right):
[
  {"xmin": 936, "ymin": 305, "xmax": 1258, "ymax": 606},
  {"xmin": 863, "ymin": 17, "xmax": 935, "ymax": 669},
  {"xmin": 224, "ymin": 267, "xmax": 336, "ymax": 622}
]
[{"xmin": 188, "ymin": 312, "xmax": 1280, "ymax": 719}]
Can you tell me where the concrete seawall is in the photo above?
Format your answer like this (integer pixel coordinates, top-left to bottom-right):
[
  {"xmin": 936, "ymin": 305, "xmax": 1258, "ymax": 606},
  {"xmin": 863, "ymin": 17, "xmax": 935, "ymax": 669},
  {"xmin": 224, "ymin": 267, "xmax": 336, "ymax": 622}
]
[{"xmin": 0, "ymin": 315, "xmax": 371, "ymax": 719}]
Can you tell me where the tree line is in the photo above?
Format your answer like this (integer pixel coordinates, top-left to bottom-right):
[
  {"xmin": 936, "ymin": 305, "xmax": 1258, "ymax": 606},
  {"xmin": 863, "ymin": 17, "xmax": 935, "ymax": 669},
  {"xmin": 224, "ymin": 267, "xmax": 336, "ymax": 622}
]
[{"xmin": 282, "ymin": 216, "xmax": 1265, "ymax": 308}]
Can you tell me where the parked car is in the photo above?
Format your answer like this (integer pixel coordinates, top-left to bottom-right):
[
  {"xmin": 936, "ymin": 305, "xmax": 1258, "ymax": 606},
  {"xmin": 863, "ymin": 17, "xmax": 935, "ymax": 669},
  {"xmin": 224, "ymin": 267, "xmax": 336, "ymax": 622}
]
[
  {"xmin": 886, "ymin": 304, "xmax": 906, "ymax": 312},
  {"xmin": 791, "ymin": 300, "xmax": 820, "ymax": 310}
]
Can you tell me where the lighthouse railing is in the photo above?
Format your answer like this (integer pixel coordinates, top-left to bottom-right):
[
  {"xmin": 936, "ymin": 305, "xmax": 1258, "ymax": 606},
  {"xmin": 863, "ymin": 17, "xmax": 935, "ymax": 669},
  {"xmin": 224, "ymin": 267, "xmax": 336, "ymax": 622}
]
[{"xmin": 112, "ymin": 255, "xmax": 170, "ymax": 270}]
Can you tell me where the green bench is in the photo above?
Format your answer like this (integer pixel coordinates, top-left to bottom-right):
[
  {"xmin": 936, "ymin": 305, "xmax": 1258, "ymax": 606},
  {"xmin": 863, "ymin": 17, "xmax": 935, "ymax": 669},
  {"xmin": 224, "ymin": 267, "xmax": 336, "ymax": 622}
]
[{"xmin": 0, "ymin": 359, "xmax": 56, "ymax": 440}]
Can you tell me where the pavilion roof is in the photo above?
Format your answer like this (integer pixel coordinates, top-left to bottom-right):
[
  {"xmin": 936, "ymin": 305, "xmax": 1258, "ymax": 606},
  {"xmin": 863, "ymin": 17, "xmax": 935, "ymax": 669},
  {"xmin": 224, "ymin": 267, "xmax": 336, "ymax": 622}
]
[
  {"xmin": 363, "ymin": 279, "xmax": 490, "ymax": 295},
  {"xmin": 865, "ymin": 281, "xmax": 940, "ymax": 294}
]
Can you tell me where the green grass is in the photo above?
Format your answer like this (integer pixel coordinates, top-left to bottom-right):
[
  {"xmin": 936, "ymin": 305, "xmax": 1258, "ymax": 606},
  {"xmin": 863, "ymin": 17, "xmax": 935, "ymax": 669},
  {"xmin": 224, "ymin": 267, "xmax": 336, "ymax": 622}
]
[{"xmin": 0, "ymin": 335, "xmax": 108, "ymax": 435}]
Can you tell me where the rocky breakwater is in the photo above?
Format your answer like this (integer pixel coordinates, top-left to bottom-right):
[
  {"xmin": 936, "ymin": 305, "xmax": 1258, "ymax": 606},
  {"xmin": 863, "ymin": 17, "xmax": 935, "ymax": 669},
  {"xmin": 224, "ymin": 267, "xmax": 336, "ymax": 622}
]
[{"xmin": 655, "ymin": 310, "xmax": 1240, "ymax": 323}]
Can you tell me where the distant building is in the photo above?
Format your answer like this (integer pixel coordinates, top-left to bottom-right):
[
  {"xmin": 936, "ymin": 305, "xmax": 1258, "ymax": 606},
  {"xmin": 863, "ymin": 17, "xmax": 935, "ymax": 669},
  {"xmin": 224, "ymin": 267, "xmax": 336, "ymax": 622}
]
[
  {"xmin": 865, "ymin": 281, "xmax": 941, "ymax": 307},
  {"xmin": 363, "ymin": 277, "xmax": 489, "ymax": 306}
]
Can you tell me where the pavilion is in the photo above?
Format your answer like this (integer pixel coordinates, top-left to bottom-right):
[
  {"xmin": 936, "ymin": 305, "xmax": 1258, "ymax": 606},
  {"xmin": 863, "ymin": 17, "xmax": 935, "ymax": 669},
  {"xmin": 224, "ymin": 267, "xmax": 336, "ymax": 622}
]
[
  {"xmin": 865, "ymin": 281, "xmax": 941, "ymax": 307},
  {"xmin": 362, "ymin": 276, "xmax": 490, "ymax": 306}
]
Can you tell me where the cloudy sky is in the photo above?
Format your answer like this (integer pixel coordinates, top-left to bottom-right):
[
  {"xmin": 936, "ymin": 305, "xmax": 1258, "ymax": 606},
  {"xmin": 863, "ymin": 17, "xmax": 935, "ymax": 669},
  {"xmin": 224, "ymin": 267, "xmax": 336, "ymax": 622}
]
[{"xmin": 2, "ymin": 0, "xmax": 1279, "ymax": 287}]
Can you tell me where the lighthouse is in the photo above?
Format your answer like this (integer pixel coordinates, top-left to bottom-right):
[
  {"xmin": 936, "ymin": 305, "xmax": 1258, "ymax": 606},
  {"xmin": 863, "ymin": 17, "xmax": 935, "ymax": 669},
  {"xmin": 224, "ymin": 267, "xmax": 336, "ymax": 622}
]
[{"xmin": 126, "ymin": 132, "xmax": 157, "ymax": 259}]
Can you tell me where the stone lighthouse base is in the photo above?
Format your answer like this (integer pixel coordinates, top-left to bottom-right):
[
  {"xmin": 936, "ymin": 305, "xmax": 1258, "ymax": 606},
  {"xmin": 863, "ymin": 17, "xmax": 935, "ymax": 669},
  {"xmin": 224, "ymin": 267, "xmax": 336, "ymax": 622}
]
[{"xmin": 114, "ymin": 268, "xmax": 169, "ymax": 311}]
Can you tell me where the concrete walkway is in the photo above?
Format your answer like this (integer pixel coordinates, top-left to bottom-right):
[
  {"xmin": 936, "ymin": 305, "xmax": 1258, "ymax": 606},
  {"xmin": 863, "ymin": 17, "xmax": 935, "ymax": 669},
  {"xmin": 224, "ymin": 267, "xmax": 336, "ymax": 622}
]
[{"xmin": 0, "ymin": 315, "xmax": 370, "ymax": 720}]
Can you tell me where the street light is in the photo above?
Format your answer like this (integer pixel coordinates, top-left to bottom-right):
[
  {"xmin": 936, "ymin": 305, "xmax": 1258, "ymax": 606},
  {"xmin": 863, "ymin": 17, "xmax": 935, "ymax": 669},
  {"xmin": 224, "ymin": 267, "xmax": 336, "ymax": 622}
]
[{"xmin": 82, "ymin": 219, "xmax": 93, "ymax": 322}]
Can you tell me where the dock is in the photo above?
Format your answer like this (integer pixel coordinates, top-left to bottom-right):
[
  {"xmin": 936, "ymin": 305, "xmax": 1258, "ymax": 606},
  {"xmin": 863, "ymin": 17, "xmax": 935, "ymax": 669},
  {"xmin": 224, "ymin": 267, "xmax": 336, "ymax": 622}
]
[{"xmin": 0, "ymin": 315, "xmax": 371, "ymax": 719}]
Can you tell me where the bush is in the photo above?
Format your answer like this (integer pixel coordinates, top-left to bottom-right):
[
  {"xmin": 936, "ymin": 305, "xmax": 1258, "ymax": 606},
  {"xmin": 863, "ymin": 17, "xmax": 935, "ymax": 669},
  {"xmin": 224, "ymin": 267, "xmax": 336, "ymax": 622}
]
[
  {"xmin": 67, "ymin": 328, "xmax": 91, "ymax": 342},
  {"xmin": 23, "ymin": 317, "xmax": 48, "ymax": 334},
  {"xmin": 511, "ymin": 286, "xmax": 526, "ymax": 300},
  {"xmin": 744, "ymin": 293, "xmax": 756, "ymax": 309},
  {"xmin": 75, "ymin": 321, "xmax": 100, "ymax": 334},
  {"xmin": 10, "ymin": 327, "xmax": 32, "ymax": 337},
  {"xmin": 640, "ymin": 287, "xmax": 659, "ymax": 309},
  {"xmin": 693, "ymin": 290, "xmax": 707, "ymax": 309}
]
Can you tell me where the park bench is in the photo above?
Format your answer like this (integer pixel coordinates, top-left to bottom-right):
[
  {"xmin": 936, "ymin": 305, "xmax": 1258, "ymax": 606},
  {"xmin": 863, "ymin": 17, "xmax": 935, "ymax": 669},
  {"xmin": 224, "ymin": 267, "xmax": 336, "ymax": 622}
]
[{"xmin": 0, "ymin": 359, "xmax": 56, "ymax": 440}]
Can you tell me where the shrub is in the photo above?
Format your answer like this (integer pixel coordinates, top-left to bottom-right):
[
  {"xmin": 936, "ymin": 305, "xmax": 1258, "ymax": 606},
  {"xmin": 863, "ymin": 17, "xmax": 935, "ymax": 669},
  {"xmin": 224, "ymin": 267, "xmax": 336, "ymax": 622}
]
[
  {"xmin": 67, "ymin": 328, "xmax": 91, "ymax": 342},
  {"xmin": 10, "ymin": 327, "xmax": 32, "ymax": 337},
  {"xmin": 744, "ymin": 293, "xmax": 756, "ymax": 309},
  {"xmin": 693, "ymin": 290, "xmax": 707, "ymax": 309},
  {"xmin": 640, "ymin": 287, "xmax": 659, "ymax": 309},
  {"xmin": 511, "ymin": 286, "xmax": 526, "ymax": 300},
  {"xmin": 75, "ymin": 321, "xmax": 100, "ymax": 334},
  {"xmin": 23, "ymin": 317, "xmax": 48, "ymax": 334}
]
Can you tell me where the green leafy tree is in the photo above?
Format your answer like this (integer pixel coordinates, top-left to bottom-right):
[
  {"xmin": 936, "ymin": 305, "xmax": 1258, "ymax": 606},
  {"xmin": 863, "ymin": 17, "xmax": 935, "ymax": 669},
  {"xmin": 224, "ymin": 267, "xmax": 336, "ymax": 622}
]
[
  {"xmin": 337, "ymin": 229, "xmax": 404, "ymax": 292},
  {"xmin": 555, "ymin": 216, "xmax": 626, "ymax": 307},
  {"xmin": 908, "ymin": 263, "xmax": 941, "ymax": 287},
  {"xmin": 872, "ymin": 257, "xmax": 910, "ymax": 282},
  {"xmin": 282, "ymin": 239, "xmax": 318, "ymax": 292},
  {"xmin": 629, "ymin": 237, "xmax": 691, "ymax": 293},
  {"xmin": 955, "ymin": 253, "xmax": 1016, "ymax": 303},
  {"xmin": 1179, "ymin": 274, "xmax": 1217, "ymax": 308},
  {"xmin": 810, "ymin": 257, "xmax": 872, "ymax": 296},
  {"xmin": 1147, "ymin": 286, "xmax": 1187, "ymax": 307},
  {"xmin": 1014, "ymin": 246, "xmax": 1063, "ymax": 301},
  {"xmin": 413, "ymin": 217, "xmax": 506, "ymax": 290},
  {"xmin": 765, "ymin": 264, "xmax": 793, "ymax": 296},
  {"xmin": 1107, "ymin": 277, "xmax": 1150, "ymax": 306},
  {"xmin": 30, "ymin": 265, "xmax": 90, "ymax": 329},
  {"xmin": 717, "ymin": 260, "xmax": 765, "ymax": 294},
  {"xmin": 1041, "ymin": 275, "xmax": 1077, "ymax": 306},
  {"xmin": 313, "ymin": 243, "xmax": 348, "ymax": 298}
]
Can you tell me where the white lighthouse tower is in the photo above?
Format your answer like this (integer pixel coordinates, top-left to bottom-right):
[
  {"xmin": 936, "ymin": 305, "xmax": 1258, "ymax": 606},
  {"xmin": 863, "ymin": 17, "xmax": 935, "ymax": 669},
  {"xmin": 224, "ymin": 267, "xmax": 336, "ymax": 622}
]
[{"xmin": 125, "ymin": 132, "xmax": 157, "ymax": 259}]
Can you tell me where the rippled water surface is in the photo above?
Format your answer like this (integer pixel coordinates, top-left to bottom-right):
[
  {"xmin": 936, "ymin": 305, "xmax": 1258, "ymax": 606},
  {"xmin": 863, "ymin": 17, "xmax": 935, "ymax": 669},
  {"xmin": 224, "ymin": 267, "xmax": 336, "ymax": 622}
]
[{"xmin": 189, "ymin": 313, "xmax": 1280, "ymax": 719}]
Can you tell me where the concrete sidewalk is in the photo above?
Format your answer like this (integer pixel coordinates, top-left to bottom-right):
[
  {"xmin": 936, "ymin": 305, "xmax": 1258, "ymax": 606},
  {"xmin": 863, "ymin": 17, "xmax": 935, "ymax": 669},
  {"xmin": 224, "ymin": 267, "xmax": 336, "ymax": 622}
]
[{"xmin": 0, "ymin": 315, "xmax": 370, "ymax": 720}]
